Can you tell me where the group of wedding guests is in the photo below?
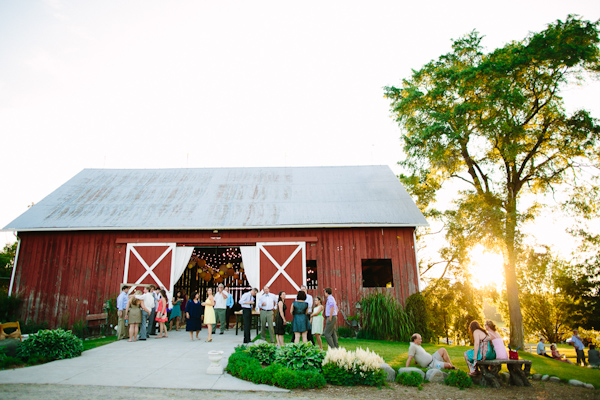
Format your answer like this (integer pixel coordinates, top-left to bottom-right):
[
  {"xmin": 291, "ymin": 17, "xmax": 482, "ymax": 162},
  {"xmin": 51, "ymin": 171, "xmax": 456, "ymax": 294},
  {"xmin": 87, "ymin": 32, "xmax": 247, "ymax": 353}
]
[
  {"xmin": 537, "ymin": 330, "xmax": 600, "ymax": 367},
  {"xmin": 244, "ymin": 284, "xmax": 339, "ymax": 350},
  {"xmin": 116, "ymin": 283, "xmax": 234, "ymax": 342},
  {"xmin": 116, "ymin": 284, "xmax": 172, "ymax": 342}
]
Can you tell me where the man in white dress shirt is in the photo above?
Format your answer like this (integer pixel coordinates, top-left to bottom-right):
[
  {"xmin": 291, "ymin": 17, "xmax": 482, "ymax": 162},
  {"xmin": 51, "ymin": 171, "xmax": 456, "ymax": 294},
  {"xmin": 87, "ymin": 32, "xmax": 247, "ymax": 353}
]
[
  {"xmin": 240, "ymin": 288, "xmax": 257, "ymax": 343},
  {"xmin": 135, "ymin": 285, "xmax": 156, "ymax": 340},
  {"xmin": 257, "ymin": 285, "xmax": 277, "ymax": 343},
  {"xmin": 213, "ymin": 283, "xmax": 229, "ymax": 335}
]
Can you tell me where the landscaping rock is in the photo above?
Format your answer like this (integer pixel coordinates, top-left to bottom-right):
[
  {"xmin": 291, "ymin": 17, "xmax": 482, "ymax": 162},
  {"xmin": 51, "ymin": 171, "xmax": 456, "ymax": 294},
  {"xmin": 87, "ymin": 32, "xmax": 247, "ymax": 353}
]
[
  {"xmin": 568, "ymin": 379, "xmax": 584, "ymax": 387},
  {"xmin": 549, "ymin": 376, "xmax": 561, "ymax": 383},
  {"xmin": 380, "ymin": 363, "xmax": 396, "ymax": 382},
  {"xmin": 541, "ymin": 374, "xmax": 550, "ymax": 381},
  {"xmin": 584, "ymin": 383, "xmax": 595, "ymax": 390},
  {"xmin": 532, "ymin": 373, "xmax": 542, "ymax": 381},
  {"xmin": 425, "ymin": 368, "xmax": 446, "ymax": 383},
  {"xmin": 397, "ymin": 367, "xmax": 426, "ymax": 379}
]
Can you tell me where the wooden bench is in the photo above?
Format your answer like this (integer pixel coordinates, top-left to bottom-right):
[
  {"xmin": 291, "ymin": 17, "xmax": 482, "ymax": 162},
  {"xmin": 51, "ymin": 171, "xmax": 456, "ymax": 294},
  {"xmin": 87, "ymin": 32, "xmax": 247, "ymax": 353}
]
[
  {"xmin": 86, "ymin": 312, "xmax": 108, "ymax": 336},
  {"xmin": 474, "ymin": 359, "xmax": 532, "ymax": 388},
  {"xmin": 0, "ymin": 322, "xmax": 22, "ymax": 341}
]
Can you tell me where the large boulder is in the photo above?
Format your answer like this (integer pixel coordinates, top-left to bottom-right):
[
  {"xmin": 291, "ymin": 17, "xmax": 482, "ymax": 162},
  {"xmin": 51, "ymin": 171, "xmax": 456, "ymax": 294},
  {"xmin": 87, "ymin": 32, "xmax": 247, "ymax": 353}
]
[
  {"xmin": 397, "ymin": 367, "xmax": 426, "ymax": 379},
  {"xmin": 425, "ymin": 368, "xmax": 446, "ymax": 383},
  {"xmin": 380, "ymin": 363, "xmax": 396, "ymax": 382}
]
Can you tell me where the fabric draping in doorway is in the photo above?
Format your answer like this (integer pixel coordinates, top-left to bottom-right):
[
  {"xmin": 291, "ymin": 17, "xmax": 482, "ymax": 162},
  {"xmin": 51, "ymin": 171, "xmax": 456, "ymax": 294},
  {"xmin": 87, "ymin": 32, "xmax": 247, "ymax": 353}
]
[
  {"xmin": 240, "ymin": 246, "xmax": 259, "ymax": 290},
  {"xmin": 170, "ymin": 246, "xmax": 194, "ymax": 305}
]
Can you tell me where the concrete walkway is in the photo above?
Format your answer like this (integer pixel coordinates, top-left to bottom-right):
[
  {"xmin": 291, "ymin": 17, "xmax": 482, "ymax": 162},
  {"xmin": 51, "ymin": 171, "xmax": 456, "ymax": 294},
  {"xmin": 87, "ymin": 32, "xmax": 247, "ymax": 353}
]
[{"xmin": 0, "ymin": 328, "xmax": 287, "ymax": 392}]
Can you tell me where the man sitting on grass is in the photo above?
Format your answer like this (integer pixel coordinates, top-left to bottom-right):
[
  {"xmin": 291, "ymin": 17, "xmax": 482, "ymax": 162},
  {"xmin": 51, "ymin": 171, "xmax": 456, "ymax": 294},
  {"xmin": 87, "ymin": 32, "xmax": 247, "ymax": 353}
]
[
  {"xmin": 537, "ymin": 337, "xmax": 551, "ymax": 358},
  {"xmin": 406, "ymin": 333, "xmax": 456, "ymax": 370}
]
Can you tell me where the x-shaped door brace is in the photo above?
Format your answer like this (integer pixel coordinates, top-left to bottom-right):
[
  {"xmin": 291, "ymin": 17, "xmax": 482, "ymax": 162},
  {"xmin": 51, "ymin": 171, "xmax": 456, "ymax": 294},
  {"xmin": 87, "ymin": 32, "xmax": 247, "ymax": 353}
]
[
  {"xmin": 123, "ymin": 243, "xmax": 175, "ymax": 291},
  {"xmin": 260, "ymin": 244, "xmax": 303, "ymax": 292}
]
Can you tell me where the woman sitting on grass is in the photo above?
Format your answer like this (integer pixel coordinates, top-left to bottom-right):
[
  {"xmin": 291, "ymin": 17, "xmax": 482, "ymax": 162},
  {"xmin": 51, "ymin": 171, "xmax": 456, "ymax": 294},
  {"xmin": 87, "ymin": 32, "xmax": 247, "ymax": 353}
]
[{"xmin": 550, "ymin": 344, "xmax": 575, "ymax": 364}]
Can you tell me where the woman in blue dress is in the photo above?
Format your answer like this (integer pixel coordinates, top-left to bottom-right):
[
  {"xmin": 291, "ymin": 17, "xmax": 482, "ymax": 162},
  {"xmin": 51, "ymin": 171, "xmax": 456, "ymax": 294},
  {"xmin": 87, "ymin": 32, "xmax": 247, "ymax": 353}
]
[
  {"xmin": 185, "ymin": 291, "xmax": 204, "ymax": 341},
  {"xmin": 464, "ymin": 320, "xmax": 496, "ymax": 376},
  {"xmin": 291, "ymin": 290, "xmax": 310, "ymax": 343},
  {"xmin": 169, "ymin": 290, "xmax": 184, "ymax": 331}
]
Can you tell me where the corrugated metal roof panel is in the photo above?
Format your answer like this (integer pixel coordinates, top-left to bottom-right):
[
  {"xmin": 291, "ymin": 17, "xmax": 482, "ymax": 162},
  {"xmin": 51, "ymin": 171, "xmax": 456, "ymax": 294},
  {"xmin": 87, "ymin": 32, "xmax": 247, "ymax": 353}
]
[{"xmin": 3, "ymin": 166, "xmax": 428, "ymax": 231}]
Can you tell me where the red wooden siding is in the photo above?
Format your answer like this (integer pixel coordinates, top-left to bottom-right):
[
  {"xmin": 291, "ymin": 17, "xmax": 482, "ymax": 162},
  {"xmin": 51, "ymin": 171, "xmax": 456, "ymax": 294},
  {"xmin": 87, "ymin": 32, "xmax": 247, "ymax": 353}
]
[{"xmin": 12, "ymin": 227, "xmax": 418, "ymax": 328}]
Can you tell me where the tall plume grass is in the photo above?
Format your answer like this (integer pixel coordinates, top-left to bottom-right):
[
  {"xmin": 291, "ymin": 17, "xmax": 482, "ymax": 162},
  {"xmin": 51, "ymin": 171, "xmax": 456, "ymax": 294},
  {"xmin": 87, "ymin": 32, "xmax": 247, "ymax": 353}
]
[{"xmin": 359, "ymin": 292, "xmax": 414, "ymax": 341}]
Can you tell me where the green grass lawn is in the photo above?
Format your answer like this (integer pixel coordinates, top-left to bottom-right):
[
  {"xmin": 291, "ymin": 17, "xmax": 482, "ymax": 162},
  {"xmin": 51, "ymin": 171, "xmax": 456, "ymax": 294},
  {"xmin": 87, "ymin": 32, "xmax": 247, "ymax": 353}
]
[
  {"xmin": 82, "ymin": 335, "xmax": 118, "ymax": 351},
  {"xmin": 336, "ymin": 338, "xmax": 599, "ymax": 388}
]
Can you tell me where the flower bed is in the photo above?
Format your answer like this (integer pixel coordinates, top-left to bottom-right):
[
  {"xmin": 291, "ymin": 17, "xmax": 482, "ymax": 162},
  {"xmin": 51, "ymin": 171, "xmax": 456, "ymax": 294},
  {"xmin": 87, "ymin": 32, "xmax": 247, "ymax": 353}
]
[
  {"xmin": 322, "ymin": 347, "xmax": 386, "ymax": 387},
  {"xmin": 227, "ymin": 342, "xmax": 386, "ymax": 389}
]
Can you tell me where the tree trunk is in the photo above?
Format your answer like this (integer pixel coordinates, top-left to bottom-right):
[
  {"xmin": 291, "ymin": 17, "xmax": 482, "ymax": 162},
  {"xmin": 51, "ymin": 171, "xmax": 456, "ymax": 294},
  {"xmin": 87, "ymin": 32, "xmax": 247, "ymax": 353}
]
[{"xmin": 504, "ymin": 197, "xmax": 525, "ymax": 349}]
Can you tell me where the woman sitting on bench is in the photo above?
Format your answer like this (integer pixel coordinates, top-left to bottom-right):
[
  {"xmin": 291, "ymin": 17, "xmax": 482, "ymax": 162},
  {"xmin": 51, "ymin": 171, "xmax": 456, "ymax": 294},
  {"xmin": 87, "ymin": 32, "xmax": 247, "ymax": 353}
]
[{"xmin": 464, "ymin": 320, "xmax": 496, "ymax": 376}]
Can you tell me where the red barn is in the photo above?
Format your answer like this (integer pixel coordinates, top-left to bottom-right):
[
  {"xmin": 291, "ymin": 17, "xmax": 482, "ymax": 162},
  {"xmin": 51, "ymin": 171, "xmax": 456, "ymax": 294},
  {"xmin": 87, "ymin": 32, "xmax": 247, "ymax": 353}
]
[{"xmin": 3, "ymin": 166, "xmax": 427, "ymax": 328}]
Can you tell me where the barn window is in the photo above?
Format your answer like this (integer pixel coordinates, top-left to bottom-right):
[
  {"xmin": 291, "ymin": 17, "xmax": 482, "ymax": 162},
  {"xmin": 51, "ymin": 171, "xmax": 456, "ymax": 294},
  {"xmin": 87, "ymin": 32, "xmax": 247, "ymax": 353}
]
[
  {"xmin": 361, "ymin": 259, "xmax": 393, "ymax": 288},
  {"xmin": 306, "ymin": 260, "xmax": 318, "ymax": 289}
]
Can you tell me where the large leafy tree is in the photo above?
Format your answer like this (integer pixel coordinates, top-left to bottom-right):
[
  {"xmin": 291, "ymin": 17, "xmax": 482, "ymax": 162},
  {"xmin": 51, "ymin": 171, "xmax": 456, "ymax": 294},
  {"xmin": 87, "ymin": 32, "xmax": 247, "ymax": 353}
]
[{"xmin": 385, "ymin": 16, "xmax": 600, "ymax": 348}]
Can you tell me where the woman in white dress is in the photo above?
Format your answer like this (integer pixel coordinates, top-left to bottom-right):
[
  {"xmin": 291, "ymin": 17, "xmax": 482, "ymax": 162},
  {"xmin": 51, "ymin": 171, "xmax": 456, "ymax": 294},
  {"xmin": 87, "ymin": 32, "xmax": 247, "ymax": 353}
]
[{"xmin": 310, "ymin": 296, "xmax": 325, "ymax": 350}]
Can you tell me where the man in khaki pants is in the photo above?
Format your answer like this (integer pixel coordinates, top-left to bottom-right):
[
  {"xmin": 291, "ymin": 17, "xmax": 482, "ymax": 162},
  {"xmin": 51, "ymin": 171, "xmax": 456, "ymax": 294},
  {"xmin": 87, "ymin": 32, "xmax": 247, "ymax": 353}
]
[
  {"xmin": 116, "ymin": 285, "xmax": 130, "ymax": 340},
  {"xmin": 257, "ymin": 285, "xmax": 277, "ymax": 343}
]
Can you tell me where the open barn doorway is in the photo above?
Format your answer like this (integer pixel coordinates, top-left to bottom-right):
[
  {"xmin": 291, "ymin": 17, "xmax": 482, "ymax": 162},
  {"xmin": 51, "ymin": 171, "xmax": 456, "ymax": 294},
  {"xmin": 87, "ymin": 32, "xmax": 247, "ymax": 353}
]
[{"xmin": 173, "ymin": 246, "xmax": 250, "ymax": 326}]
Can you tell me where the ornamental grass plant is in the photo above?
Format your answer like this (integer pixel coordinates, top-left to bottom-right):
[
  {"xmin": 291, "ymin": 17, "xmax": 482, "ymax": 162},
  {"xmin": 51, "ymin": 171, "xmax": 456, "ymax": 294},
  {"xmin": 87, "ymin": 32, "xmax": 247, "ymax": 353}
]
[{"xmin": 358, "ymin": 292, "xmax": 414, "ymax": 342}]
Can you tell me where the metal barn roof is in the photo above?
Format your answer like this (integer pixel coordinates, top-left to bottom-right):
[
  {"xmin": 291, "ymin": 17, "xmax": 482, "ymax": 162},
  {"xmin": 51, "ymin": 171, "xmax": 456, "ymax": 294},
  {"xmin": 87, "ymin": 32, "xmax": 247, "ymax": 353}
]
[{"xmin": 3, "ymin": 166, "xmax": 428, "ymax": 231}]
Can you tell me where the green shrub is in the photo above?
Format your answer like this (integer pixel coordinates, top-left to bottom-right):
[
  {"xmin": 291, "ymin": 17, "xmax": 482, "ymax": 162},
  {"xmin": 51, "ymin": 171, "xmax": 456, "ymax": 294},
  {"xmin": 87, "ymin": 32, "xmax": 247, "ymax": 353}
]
[
  {"xmin": 274, "ymin": 342, "xmax": 325, "ymax": 371},
  {"xmin": 20, "ymin": 320, "xmax": 49, "ymax": 334},
  {"xmin": 444, "ymin": 369, "xmax": 473, "ymax": 390},
  {"xmin": 337, "ymin": 326, "xmax": 355, "ymax": 338},
  {"xmin": 323, "ymin": 362, "xmax": 355, "ymax": 386},
  {"xmin": 17, "ymin": 328, "xmax": 83, "ymax": 361},
  {"xmin": 0, "ymin": 347, "xmax": 24, "ymax": 370},
  {"xmin": 71, "ymin": 319, "xmax": 88, "ymax": 339},
  {"xmin": 246, "ymin": 342, "xmax": 278, "ymax": 365},
  {"xmin": 226, "ymin": 347, "xmax": 257, "ymax": 376},
  {"xmin": 405, "ymin": 292, "xmax": 432, "ymax": 342},
  {"xmin": 396, "ymin": 371, "xmax": 424, "ymax": 389},
  {"xmin": 103, "ymin": 297, "xmax": 118, "ymax": 334},
  {"xmin": 0, "ymin": 294, "xmax": 22, "ymax": 322},
  {"xmin": 272, "ymin": 364, "xmax": 301, "ymax": 389},
  {"xmin": 226, "ymin": 346, "xmax": 325, "ymax": 389},
  {"xmin": 359, "ymin": 292, "xmax": 414, "ymax": 341},
  {"xmin": 0, "ymin": 354, "xmax": 24, "ymax": 370},
  {"xmin": 296, "ymin": 369, "xmax": 327, "ymax": 389}
]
